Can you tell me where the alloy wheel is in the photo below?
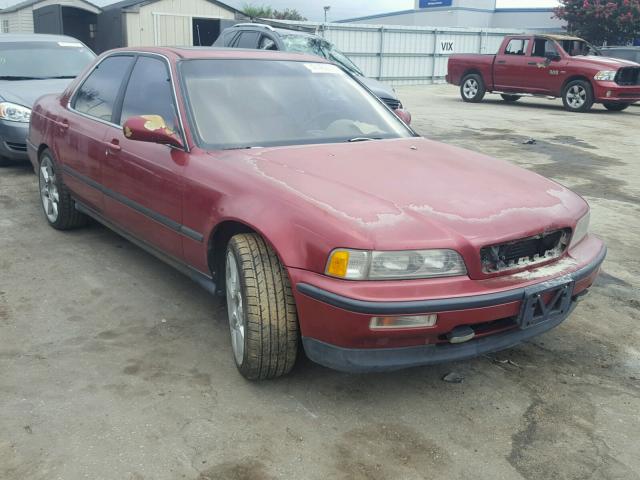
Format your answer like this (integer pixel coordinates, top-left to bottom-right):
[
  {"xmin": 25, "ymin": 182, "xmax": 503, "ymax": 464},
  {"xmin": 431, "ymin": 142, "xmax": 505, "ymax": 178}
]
[
  {"xmin": 566, "ymin": 85, "xmax": 587, "ymax": 109},
  {"xmin": 226, "ymin": 250, "xmax": 245, "ymax": 365},
  {"xmin": 463, "ymin": 78, "xmax": 479, "ymax": 99},
  {"xmin": 39, "ymin": 157, "xmax": 59, "ymax": 223}
]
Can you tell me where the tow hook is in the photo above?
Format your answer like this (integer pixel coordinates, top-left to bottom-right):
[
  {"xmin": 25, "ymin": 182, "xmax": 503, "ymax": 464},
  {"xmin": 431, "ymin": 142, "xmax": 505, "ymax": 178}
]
[{"xmin": 447, "ymin": 326, "xmax": 476, "ymax": 344}]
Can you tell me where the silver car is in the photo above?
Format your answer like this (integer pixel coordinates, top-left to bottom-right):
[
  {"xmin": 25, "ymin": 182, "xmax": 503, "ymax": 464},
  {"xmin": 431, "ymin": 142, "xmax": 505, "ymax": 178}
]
[{"xmin": 0, "ymin": 34, "xmax": 95, "ymax": 166}]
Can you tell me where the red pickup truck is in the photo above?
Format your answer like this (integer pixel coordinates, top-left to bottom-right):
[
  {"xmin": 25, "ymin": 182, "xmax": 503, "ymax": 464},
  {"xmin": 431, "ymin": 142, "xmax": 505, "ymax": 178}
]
[{"xmin": 447, "ymin": 34, "xmax": 640, "ymax": 112}]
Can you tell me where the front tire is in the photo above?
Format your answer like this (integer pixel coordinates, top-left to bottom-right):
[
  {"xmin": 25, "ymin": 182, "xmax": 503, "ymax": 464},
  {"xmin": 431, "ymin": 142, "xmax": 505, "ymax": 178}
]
[
  {"xmin": 603, "ymin": 102, "xmax": 629, "ymax": 112},
  {"xmin": 38, "ymin": 149, "xmax": 88, "ymax": 230},
  {"xmin": 501, "ymin": 94, "xmax": 521, "ymax": 103},
  {"xmin": 562, "ymin": 80, "xmax": 594, "ymax": 112},
  {"xmin": 460, "ymin": 74, "xmax": 486, "ymax": 103},
  {"xmin": 225, "ymin": 233, "xmax": 299, "ymax": 380}
]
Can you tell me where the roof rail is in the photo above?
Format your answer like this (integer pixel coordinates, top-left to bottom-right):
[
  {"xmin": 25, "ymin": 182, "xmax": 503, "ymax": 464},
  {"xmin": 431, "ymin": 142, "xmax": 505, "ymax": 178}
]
[{"xmin": 232, "ymin": 23, "xmax": 275, "ymax": 31}]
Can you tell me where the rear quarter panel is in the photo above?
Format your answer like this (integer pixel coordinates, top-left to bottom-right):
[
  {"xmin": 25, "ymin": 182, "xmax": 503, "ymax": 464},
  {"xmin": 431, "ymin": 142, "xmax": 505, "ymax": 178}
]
[{"xmin": 447, "ymin": 55, "xmax": 495, "ymax": 88}]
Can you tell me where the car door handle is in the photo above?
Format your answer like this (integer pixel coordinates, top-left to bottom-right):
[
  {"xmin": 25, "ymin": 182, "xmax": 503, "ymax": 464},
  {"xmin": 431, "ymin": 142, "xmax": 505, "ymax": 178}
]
[
  {"xmin": 496, "ymin": 60, "xmax": 506, "ymax": 64},
  {"xmin": 105, "ymin": 140, "xmax": 121, "ymax": 154},
  {"xmin": 527, "ymin": 62, "xmax": 537, "ymax": 65},
  {"xmin": 57, "ymin": 119, "xmax": 69, "ymax": 131}
]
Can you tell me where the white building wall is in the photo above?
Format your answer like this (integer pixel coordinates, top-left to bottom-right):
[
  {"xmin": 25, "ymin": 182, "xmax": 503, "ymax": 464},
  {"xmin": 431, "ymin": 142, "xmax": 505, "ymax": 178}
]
[
  {"xmin": 125, "ymin": 0, "xmax": 234, "ymax": 47},
  {"xmin": 279, "ymin": 20, "xmax": 525, "ymax": 86},
  {"xmin": 0, "ymin": 0, "xmax": 100, "ymax": 33}
]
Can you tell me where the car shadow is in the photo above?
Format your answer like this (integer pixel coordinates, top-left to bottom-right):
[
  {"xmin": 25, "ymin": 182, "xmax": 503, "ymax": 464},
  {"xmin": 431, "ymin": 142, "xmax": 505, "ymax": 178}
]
[{"xmin": 444, "ymin": 95, "xmax": 639, "ymax": 115}]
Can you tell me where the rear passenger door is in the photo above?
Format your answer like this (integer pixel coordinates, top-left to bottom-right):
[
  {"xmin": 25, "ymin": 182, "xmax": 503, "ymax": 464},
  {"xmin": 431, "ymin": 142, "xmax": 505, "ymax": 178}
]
[
  {"xmin": 493, "ymin": 37, "xmax": 531, "ymax": 92},
  {"xmin": 102, "ymin": 54, "xmax": 188, "ymax": 260},
  {"xmin": 61, "ymin": 54, "xmax": 135, "ymax": 212}
]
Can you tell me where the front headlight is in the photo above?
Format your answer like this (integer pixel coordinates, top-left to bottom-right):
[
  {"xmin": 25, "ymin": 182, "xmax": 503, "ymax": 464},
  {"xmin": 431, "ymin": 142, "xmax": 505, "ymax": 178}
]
[
  {"xmin": 569, "ymin": 211, "xmax": 590, "ymax": 249},
  {"xmin": 594, "ymin": 70, "xmax": 617, "ymax": 81},
  {"xmin": 325, "ymin": 248, "xmax": 467, "ymax": 280},
  {"xmin": 0, "ymin": 102, "xmax": 31, "ymax": 123}
]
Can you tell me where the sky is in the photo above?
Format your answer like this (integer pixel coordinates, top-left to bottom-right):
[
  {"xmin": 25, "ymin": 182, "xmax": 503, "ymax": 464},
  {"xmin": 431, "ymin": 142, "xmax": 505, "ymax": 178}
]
[
  {"xmin": 225, "ymin": 0, "xmax": 561, "ymax": 22},
  {"xmin": 0, "ymin": 0, "xmax": 561, "ymax": 20}
]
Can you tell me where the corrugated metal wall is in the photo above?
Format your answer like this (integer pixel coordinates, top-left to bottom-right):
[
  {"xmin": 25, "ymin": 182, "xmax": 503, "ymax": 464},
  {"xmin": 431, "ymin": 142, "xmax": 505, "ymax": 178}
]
[{"xmin": 278, "ymin": 21, "xmax": 526, "ymax": 86}]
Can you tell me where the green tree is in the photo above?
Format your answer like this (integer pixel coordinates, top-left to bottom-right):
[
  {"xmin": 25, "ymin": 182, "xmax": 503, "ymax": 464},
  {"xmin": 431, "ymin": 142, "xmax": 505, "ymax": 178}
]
[
  {"xmin": 555, "ymin": 0, "xmax": 640, "ymax": 45},
  {"xmin": 242, "ymin": 3, "xmax": 307, "ymax": 21}
]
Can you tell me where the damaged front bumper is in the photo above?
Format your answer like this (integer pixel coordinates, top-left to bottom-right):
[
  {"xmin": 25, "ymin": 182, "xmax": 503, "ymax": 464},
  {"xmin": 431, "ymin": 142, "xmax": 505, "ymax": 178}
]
[{"xmin": 292, "ymin": 236, "xmax": 606, "ymax": 373}]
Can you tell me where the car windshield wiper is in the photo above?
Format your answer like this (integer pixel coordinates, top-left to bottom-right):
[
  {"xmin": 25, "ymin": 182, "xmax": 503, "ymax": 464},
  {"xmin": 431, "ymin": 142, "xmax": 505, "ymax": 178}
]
[
  {"xmin": 348, "ymin": 137, "xmax": 382, "ymax": 142},
  {"xmin": 38, "ymin": 75, "xmax": 76, "ymax": 79},
  {"xmin": 0, "ymin": 75, "xmax": 75, "ymax": 80},
  {"xmin": 0, "ymin": 75, "xmax": 42, "ymax": 80}
]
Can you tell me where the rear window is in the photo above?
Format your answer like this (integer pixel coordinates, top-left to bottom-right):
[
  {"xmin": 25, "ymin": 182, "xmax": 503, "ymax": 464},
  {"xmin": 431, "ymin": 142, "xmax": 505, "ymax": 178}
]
[
  {"xmin": 504, "ymin": 39, "xmax": 529, "ymax": 56},
  {"xmin": 0, "ymin": 41, "xmax": 95, "ymax": 80}
]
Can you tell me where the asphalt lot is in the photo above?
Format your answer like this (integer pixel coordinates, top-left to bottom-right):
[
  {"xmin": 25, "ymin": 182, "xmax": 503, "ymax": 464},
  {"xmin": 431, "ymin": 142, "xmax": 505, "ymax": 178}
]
[{"xmin": 1, "ymin": 85, "xmax": 639, "ymax": 480}]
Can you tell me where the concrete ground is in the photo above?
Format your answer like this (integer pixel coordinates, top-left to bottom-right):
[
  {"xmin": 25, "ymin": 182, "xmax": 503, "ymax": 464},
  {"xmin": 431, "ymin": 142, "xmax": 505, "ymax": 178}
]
[{"xmin": 1, "ymin": 85, "xmax": 639, "ymax": 480}]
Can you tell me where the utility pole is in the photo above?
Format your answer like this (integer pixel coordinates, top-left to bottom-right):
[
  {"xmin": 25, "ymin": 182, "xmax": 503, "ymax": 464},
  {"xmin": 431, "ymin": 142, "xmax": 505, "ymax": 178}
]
[{"xmin": 324, "ymin": 5, "xmax": 330, "ymax": 23}]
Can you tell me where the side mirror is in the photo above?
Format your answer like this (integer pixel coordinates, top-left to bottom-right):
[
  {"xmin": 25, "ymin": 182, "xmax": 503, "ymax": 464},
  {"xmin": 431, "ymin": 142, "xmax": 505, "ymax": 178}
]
[
  {"xmin": 544, "ymin": 52, "xmax": 561, "ymax": 62},
  {"xmin": 394, "ymin": 108, "xmax": 412, "ymax": 125},
  {"xmin": 123, "ymin": 115, "xmax": 183, "ymax": 148}
]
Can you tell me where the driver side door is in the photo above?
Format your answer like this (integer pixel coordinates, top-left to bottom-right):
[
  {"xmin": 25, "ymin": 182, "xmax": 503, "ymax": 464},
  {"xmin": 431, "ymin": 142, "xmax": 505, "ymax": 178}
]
[
  {"xmin": 102, "ymin": 54, "xmax": 188, "ymax": 260},
  {"xmin": 525, "ymin": 38, "xmax": 565, "ymax": 94}
]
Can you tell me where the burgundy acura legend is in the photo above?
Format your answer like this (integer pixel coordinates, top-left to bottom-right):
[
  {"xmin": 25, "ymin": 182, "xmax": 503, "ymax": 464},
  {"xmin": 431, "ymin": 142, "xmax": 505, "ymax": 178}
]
[{"xmin": 28, "ymin": 47, "xmax": 606, "ymax": 379}]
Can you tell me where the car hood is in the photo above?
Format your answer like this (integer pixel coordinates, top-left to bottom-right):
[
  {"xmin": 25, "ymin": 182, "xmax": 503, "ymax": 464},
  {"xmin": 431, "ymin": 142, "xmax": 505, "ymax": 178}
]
[
  {"xmin": 223, "ymin": 137, "xmax": 586, "ymax": 252},
  {"xmin": 359, "ymin": 76, "xmax": 398, "ymax": 101},
  {"xmin": 0, "ymin": 78, "xmax": 72, "ymax": 108},
  {"xmin": 570, "ymin": 55, "xmax": 640, "ymax": 69}
]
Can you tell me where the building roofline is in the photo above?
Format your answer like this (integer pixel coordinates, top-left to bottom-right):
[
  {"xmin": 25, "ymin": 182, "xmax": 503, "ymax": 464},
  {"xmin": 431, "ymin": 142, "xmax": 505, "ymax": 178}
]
[
  {"xmin": 338, "ymin": 6, "xmax": 556, "ymax": 23},
  {"xmin": 0, "ymin": 0, "xmax": 102, "ymax": 13},
  {"xmin": 103, "ymin": 0, "xmax": 240, "ymax": 13}
]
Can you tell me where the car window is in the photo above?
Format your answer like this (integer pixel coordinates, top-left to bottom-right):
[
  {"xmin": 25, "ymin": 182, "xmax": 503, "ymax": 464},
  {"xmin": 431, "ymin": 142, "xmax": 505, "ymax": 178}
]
[
  {"xmin": 532, "ymin": 39, "xmax": 558, "ymax": 57},
  {"xmin": 0, "ymin": 41, "xmax": 95, "ymax": 79},
  {"xmin": 73, "ymin": 55, "xmax": 134, "ymax": 122},
  {"xmin": 181, "ymin": 59, "xmax": 412, "ymax": 150},
  {"xmin": 234, "ymin": 31, "xmax": 260, "ymax": 48},
  {"xmin": 504, "ymin": 39, "xmax": 529, "ymax": 56},
  {"xmin": 118, "ymin": 56, "xmax": 178, "ymax": 133},
  {"xmin": 259, "ymin": 35, "xmax": 277, "ymax": 50}
]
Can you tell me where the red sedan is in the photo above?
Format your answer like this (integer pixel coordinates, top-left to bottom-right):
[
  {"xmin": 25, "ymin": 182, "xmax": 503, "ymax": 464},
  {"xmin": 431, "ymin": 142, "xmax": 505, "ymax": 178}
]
[{"xmin": 28, "ymin": 47, "xmax": 606, "ymax": 379}]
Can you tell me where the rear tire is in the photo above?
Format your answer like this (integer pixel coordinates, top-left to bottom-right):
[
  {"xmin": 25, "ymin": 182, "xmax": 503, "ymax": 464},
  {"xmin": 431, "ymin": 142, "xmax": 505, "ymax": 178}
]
[
  {"xmin": 501, "ymin": 94, "xmax": 521, "ymax": 103},
  {"xmin": 460, "ymin": 74, "xmax": 486, "ymax": 103},
  {"xmin": 38, "ymin": 149, "xmax": 88, "ymax": 230},
  {"xmin": 562, "ymin": 80, "xmax": 594, "ymax": 112},
  {"xmin": 603, "ymin": 102, "xmax": 629, "ymax": 112},
  {"xmin": 225, "ymin": 233, "xmax": 299, "ymax": 380}
]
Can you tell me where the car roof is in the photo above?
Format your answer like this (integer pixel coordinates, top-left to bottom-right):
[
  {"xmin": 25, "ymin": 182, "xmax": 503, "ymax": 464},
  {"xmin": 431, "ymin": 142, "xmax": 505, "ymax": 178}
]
[
  {"xmin": 539, "ymin": 34, "xmax": 585, "ymax": 42},
  {"xmin": 230, "ymin": 23, "xmax": 319, "ymax": 39},
  {"xmin": 0, "ymin": 33, "xmax": 86, "ymax": 43},
  {"xmin": 106, "ymin": 46, "xmax": 330, "ymax": 63}
]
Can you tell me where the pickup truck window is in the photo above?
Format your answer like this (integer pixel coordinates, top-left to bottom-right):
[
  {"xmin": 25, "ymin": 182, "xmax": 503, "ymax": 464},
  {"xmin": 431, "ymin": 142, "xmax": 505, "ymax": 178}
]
[
  {"xmin": 561, "ymin": 40, "xmax": 600, "ymax": 57},
  {"xmin": 532, "ymin": 39, "xmax": 558, "ymax": 58},
  {"xmin": 504, "ymin": 39, "xmax": 529, "ymax": 56}
]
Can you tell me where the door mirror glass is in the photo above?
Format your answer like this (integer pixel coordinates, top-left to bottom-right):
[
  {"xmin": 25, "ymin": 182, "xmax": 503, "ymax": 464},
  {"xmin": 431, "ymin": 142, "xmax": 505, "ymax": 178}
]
[{"xmin": 123, "ymin": 115, "xmax": 183, "ymax": 148}]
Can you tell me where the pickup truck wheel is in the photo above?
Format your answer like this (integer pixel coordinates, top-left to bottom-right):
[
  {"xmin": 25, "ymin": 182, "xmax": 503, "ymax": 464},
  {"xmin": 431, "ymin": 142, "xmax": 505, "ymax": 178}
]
[
  {"xmin": 225, "ymin": 233, "xmax": 298, "ymax": 380},
  {"xmin": 501, "ymin": 94, "xmax": 521, "ymax": 102},
  {"xmin": 460, "ymin": 74, "xmax": 485, "ymax": 103},
  {"xmin": 562, "ymin": 80, "xmax": 594, "ymax": 112},
  {"xmin": 38, "ymin": 149, "xmax": 88, "ymax": 230},
  {"xmin": 603, "ymin": 102, "xmax": 629, "ymax": 112}
]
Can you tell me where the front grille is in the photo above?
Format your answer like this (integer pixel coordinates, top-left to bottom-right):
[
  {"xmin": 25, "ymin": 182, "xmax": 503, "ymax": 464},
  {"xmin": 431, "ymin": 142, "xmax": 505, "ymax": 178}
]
[
  {"xmin": 381, "ymin": 97, "xmax": 402, "ymax": 110},
  {"xmin": 5, "ymin": 141, "xmax": 27, "ymax": 152},
  {"xmin": 480, "ymin": 229, "xmax": 571, "ymax": 274},
  {"xmin": 615, "ymin": 67, "xmax": 640, "ymax": 86}
]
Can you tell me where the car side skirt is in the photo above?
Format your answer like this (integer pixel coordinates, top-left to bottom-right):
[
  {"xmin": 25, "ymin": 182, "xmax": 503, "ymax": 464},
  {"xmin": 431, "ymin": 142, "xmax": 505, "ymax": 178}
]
[{"xmin": 75, "ymin": 201, "xmax": 216, "ymax": 296}]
